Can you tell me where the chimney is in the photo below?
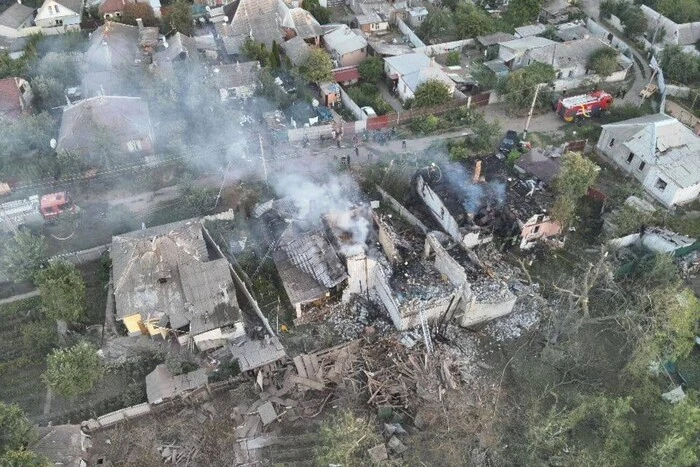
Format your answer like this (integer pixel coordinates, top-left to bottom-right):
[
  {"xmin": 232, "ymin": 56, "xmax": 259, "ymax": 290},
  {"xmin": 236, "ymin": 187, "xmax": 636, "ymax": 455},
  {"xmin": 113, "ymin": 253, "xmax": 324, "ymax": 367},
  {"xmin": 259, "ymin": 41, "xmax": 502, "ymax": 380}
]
[
  {"xmin": 136, "ymin": 18, "xmax": 143, "ymax": 30},
  {"xmin": 472, "ymin": 160, "xmax": 482, "ymax": 184}
]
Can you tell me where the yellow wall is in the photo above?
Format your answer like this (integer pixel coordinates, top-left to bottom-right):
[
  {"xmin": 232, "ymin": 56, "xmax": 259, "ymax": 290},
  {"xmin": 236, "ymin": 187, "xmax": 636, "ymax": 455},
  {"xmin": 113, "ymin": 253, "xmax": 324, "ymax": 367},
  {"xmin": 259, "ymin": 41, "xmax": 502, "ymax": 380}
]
[
  {"xmin": 123, "ymin": 314, "xmax": 144, "ymax": 336},
  {"xmin": 123, "ymin": 314, "xmax": 169, "ymax": 339}
]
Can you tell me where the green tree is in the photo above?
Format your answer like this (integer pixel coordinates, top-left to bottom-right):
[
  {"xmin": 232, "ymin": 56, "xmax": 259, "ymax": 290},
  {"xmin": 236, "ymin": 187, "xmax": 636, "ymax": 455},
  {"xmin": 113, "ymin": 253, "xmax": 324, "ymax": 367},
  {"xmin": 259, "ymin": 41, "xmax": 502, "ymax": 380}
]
[
  {"xmin": 314, "ymin": 411, "xmax": 381, "ymax": 465},
  {"xmin": 453, "ymin": 3, "xmax": 498, "ymax": 38},
  {"xmin": 358, "ymin": 56, "xmax": 384, "ymax": 83},
  {"xmin": 121, "ymin": 2, "xmax": 160, "ymax": 27},
  {"xmin": 43, "ymin": 342, "xmax": 103, "ymax": 397},
  {"xmin": 22, "ymin": 321, "xmax": 58, "ymax": 362},
  {"xmin": 162, "ymin": 0, "xmax": 194, "ymax": 35},
  {"xmin": 620, "ymin": 7, "xmax": 648, "ymax": 38},
  {"xmin": 270, "ymin": 41, "xmax": 282, "ymax": 68},
  {"xmin": 471, "ymin": 114, "xmax": 501, "ymax": 152},
  {"xmin": 302, "ymin": 0, "xmax": 330, "ymax": 24},
  {"xmin": 413, "ymin": 79, "xmax": 452, "ymax": 107},
  {"xmin": 646, "ymin": 395, "xmax": 700, "ymax": 467},
  {"xmin": 587, "ymin": 47, "xmax": 619, "ymax": 77},
  {"xmin": 419, "ymin": 7, "xmax": 454, "ymax": 41},
  {"xmin": 30, "ymin": 75, "xmax": 65, "ymax": 111},
  {"xmin": 657, "ymin": 0, "xmax": 700, "ymax": 23},
  {"xmin": 0, "ymin": 112, "xmax": 58, "ymax": 176},
  {"xmin": 241, "ymin": 38, "xmax": 271, "ymax": 66},
  {"xmin": 257, "ymin": 68, "xmax": 292, "ymax": 107},
  {"xmin": 36, "ymin": 260, "xmax": 86, "ymax": 324},
  {"xmin": 0, "ymin": 449, "xmax": 49, "ymax": 467},
  {"xmin": 552, "ymin": 152, "xmax": 599, "ymax": 227},
  {"xmin": 0, "ymin": 231, "xmax": 48, "ymax": 283},
  {"xmin": 504, "ymin": 0, "xmax": 543, "ymax": 27},
  {"xmin": 659, "ymin": 45, "xmax": 700, "ymax": 86},
  {"xmin": 496, "ymin": 62, "xmax": 556, "ymax": 114},
  {"xmin": 30, "ymin": 52, "xmax": 81, "ymax": 88},
  {"xmin": 299, "ymin": 48, "xmax": 333, "ymax": 82},
  {"xmin": 0, "ymin": 403, "xmax": 36, "ymax": 455}
]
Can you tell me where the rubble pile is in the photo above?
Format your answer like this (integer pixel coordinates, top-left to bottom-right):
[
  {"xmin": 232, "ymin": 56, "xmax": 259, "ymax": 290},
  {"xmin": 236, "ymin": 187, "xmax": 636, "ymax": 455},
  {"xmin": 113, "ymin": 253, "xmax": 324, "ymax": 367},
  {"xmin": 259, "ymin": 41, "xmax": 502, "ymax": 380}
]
[
  {"xmin": 391, "ymin": 259, "xmax": 452, "ymax": 304},
  {"xmin": 471, "ymin": 278, "xmax": 511, "ymax": 301},
  {"xmin": 323, "ymin": 297, "xmax": 393, "ymax": 341},
  {"xmin": 440, "ymin": 324, "xmax": 481, "ymax": 383},
  {"xmin": 360, "ymin": 338, "xmax": 459, "ymax": 411},
  {"xmin": 483, "ymin": 294, "xmax": 542, "ymax": 342}
]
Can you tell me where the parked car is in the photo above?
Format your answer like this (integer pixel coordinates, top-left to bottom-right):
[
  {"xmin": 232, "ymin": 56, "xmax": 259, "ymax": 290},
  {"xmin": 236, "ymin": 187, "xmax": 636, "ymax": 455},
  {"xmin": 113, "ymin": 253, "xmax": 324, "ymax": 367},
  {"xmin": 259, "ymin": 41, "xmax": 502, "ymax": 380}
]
[{"xmin": 499, "ymin": 130, "xmax": 518, "ymax": 153}]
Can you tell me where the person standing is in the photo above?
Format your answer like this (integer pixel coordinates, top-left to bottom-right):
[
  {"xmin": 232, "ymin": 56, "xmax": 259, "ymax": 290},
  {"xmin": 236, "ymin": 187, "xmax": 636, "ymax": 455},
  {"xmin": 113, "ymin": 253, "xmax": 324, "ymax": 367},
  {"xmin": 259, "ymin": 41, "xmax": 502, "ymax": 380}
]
[{"xmin": 402, "ymin": 139, "xmax": 407, "ymax": 149}]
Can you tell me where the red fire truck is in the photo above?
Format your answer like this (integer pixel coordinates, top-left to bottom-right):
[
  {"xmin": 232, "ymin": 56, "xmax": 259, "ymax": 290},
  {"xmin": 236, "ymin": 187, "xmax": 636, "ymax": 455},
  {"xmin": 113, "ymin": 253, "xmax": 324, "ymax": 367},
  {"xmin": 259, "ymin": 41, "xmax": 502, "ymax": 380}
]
[
  {"xmin": 554, "ymin": 90, "xmax": 614, "ymax": 122},
  {"xmin": 0, "ymin": 192, "xmax": 76, "ymax": 233}
]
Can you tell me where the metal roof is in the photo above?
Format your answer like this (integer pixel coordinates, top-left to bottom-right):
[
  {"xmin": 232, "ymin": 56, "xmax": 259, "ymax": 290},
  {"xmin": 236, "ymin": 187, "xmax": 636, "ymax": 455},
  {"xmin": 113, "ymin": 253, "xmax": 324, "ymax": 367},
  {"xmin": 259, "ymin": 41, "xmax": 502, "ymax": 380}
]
[
  {"xmin": 384, "ymin": 53, "xmax": 432, "ymax": 77},
  {"xmin": 229, "ymin": 335, "xmax": 287, "ymax": 371},
  {"xmin": 476, "ymin": 32, "xmax": 516, "ymax": 47},
  {"xmin": 602, "ymin": 114, "xmax": 700, "ymax": 188},
  {"xmin": 499, "ymin": 36, "xmax": 556, "ymax": 51},
  {"xmin": 514, "ymin": 23, "xmax": 547, "ymax": 38},
  {"xmin": 324, "ymin": 24, "xmax": 367, "ymax": 56}
]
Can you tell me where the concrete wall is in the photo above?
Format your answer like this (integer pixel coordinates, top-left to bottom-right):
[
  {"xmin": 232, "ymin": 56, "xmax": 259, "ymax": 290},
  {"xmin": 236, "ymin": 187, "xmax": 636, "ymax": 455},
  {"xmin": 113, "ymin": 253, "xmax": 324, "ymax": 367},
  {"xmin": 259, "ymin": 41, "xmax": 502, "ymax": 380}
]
[
  {"xmin": 396, "ymin": 18, "xmax": 426, "ymax": 48},
  {"xmin": 607, "ymin": 232, "xmax": 639, "ymax": 249},
  {"xmin": 416, "ymin": 175, "xmax": 462, "ymax": 242},
  {"xmin": 375, "ymin": 216, "xmax": 400, "ymax": 263},
  {"xmin": 665, "ymin": 85, "xmax": 692, "ymax": 98},
  {"xmin": 415, "ymin": 39, "xmax": 475, "ymax": 56},
  {"xmin": 287, "ymin": 124, "xmax": 335, "ymax": 142},
  {"xmin": 425, "ymin": 233, "xmax": 467, "ymax": 287},
  {"xmin": 85, "ymin": 403, "xmax": 152, "ymax": 431},
  {"xmin": 640, "ymin": 4, "xmax": 700, "ymax": 46},
  {"xmin": 51, "ymin": 244, "xmax": 109, "ymax": 265},
  {"xmin": 460, "ymin": 294, "xmax": 517, "ymax": 327},
  {"xmin": 375, "ymin": 185, "xmax": 429, "ymax": 234},
  {"xmin": 340, "ymin": 86, "xmax": 364, "ymax": 121}
]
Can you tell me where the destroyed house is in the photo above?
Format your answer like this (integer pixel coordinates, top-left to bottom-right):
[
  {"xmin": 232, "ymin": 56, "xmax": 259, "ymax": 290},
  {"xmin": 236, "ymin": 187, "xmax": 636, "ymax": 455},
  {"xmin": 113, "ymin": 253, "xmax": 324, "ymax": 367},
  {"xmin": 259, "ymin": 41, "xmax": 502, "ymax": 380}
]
[
  {"xmin": 272, "ymin": 222, "xmax": 348, "ymax": 317},
  {"xmin": 336, "ymin": 207, "xmax": 515, "ymax": 330},
  {"xmin": 146, "ymin": 364, "xmax": 208, "ymax": 404},
  {"xmin": 111, "ymin": 219, "xmax": 245, "ymax": 351},
  {"xmin": 415, "ymin": 159, "xmax": 562, "ymax": 250}
]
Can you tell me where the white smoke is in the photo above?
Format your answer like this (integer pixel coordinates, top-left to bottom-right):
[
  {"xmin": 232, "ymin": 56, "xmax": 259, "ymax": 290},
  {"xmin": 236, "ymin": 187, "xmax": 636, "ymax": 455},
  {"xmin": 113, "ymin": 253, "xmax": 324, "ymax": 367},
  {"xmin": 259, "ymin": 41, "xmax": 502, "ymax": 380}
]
[{"xmin": 272, "ymin": 172, "xmax": 370, "ymax": 254}]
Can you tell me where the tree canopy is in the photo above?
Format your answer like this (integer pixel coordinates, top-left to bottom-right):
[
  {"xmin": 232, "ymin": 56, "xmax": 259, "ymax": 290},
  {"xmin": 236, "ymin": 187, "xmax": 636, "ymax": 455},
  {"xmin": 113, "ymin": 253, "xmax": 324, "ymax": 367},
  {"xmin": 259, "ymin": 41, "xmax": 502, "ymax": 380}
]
[
  {"xmin": 587, "ymin": 47, "xmax": 620, "ymax": 77},
  {"xmin": 358, "ymin": 56, "xmax": 384, "ymax": 83},
  {"xmin": 419, "ymin": 7, "xmax": 454, "ymax": 41},
  {"xmin": 299, "ymin": 48, "xmax": 333, "ymax": 83},
  {"xmin": 659, "ymin": 45, "xmax": 700, "ymax": 86},
  {"xmin": 413, "ymin": 79, "xmax": 452, "ymax": 108},
  {"xmin": 504, "ymin": 0, "xmax": 543, "ymax": 27},
  {"xmin": 0, "ymin": 449, "xmax": 49, "ymax": 467},
  {"xmin": 0, "ymin": 231, "xmax": 48, "ymax": 283},
  {"xmin": 302, "ymin": 0, "xmax": 330, "ymax": 24},
  {"xmin": 162, "ymin": 0, "xmax": 194, "ymax": 35},
  {"xmin": 121, "ymin": 3, "xmax": 160, "ymax": 27},
  {"xmin": 495, "ymin": 62, "xmax": 556, "ymax": 114},
  {"xmin": 36, "ymin": 260, "xmax": 87, "ymax": 323},
  {"xmin": 43, "ymin": 342, "xmax": 103, "ymax": 397},
  {"xmin": 0, "ymin": 403, "xmax": 36, "ymax": 455},
  {"xmin": 552, "ymin": 152, "xmax": 600, "ymax": 227}
]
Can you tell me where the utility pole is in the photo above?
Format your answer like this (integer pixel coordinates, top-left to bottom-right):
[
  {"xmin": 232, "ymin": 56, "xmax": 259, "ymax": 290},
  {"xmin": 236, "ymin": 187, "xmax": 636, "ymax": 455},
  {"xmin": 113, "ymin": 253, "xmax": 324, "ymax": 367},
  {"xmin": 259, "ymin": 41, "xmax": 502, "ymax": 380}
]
[
  {"xmin": 523, "ymin": 83, "xmax": 542, "ymax": 142},
  {"xmin": 259, "ymin": 133, "xmax": 268, "ymax": 188}
]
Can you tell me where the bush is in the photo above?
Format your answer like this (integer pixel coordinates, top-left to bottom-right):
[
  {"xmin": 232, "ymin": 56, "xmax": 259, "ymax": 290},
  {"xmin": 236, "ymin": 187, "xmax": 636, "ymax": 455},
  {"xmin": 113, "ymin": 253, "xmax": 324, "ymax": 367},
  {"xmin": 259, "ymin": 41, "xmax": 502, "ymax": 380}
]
[
  {"xmin": 411, "ymin": 115, "xmax": 441, "ymax": 134},
  {"xmin": 446, "ymin": 50, "xmax": 461, "ymax": 66},
  {"xmin": 587, "ymin": 47, "xmax": 620, "ymax": 77},
  {"xmin": 358, "ymin": 56, "xmax": 383, "ymax": 83}
]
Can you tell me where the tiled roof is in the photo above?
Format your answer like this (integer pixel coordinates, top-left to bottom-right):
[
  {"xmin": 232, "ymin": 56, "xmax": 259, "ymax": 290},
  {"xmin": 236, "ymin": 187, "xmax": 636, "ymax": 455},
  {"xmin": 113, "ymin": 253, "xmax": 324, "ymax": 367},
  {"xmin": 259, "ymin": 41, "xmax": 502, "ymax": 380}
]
[
  {"xmin": 111, "ymin": 219, "xmax": 240, "ymax": 331},
  {"xmin": 57, "ymin": 96, "xmax": 152, "ymax": 155},
  {"xmin": 32, "ymin": 425, "xmax": 84, "ymax": 467},
  {"xmin": 280, "ymin": 36, "xmax": 311, "ymax": 65},
  {"xmin": 211, "ymin": 61, "xmax": 260, "ymax": 89},
  {"xmin": 154, "ymin": 32, "xmax": 198, "ymax": 64},
  {"xmin": 84, "ymin": 22, "xmax": 140, "ymax": 71},
  {"xmin": 99, "ymin": 0, "xmax": 134, "ymax": 15},
  {"xmin": 476, "ymin": 32, "xmax": 516, "ymax": 47},
  {"xmin": 0, "ymin": 3, "xmax": 34, "ymax": 29},
  {"xmin": 333, "ymin": 66, "xmax": 360, "ymax": 83},
  {"xmin": 284, "ymin": 7, "xmax": 322, "ymax": 39},
  {"xmin": 0, "ymin": 77, "xmax": 24, "ymax": 118},
  {"xmin": 55, "ymin": 0, "xmax": 84, "ymax": 14},
  {"xmin": 216, "ymin": 0, "xmax": 283, "ymax": 55}
]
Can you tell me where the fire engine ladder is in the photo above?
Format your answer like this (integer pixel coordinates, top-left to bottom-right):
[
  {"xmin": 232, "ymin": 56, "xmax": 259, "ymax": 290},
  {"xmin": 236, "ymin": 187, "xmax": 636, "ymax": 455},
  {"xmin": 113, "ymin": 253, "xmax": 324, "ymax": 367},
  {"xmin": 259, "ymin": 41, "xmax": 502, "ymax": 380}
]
[
  {"xmin": 562, "ymin": 94, "xmax": 597, "ymax": 107},
  {"xmin": 419, "ymin": 307, "xmax": 434, "ymax": 354}
]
